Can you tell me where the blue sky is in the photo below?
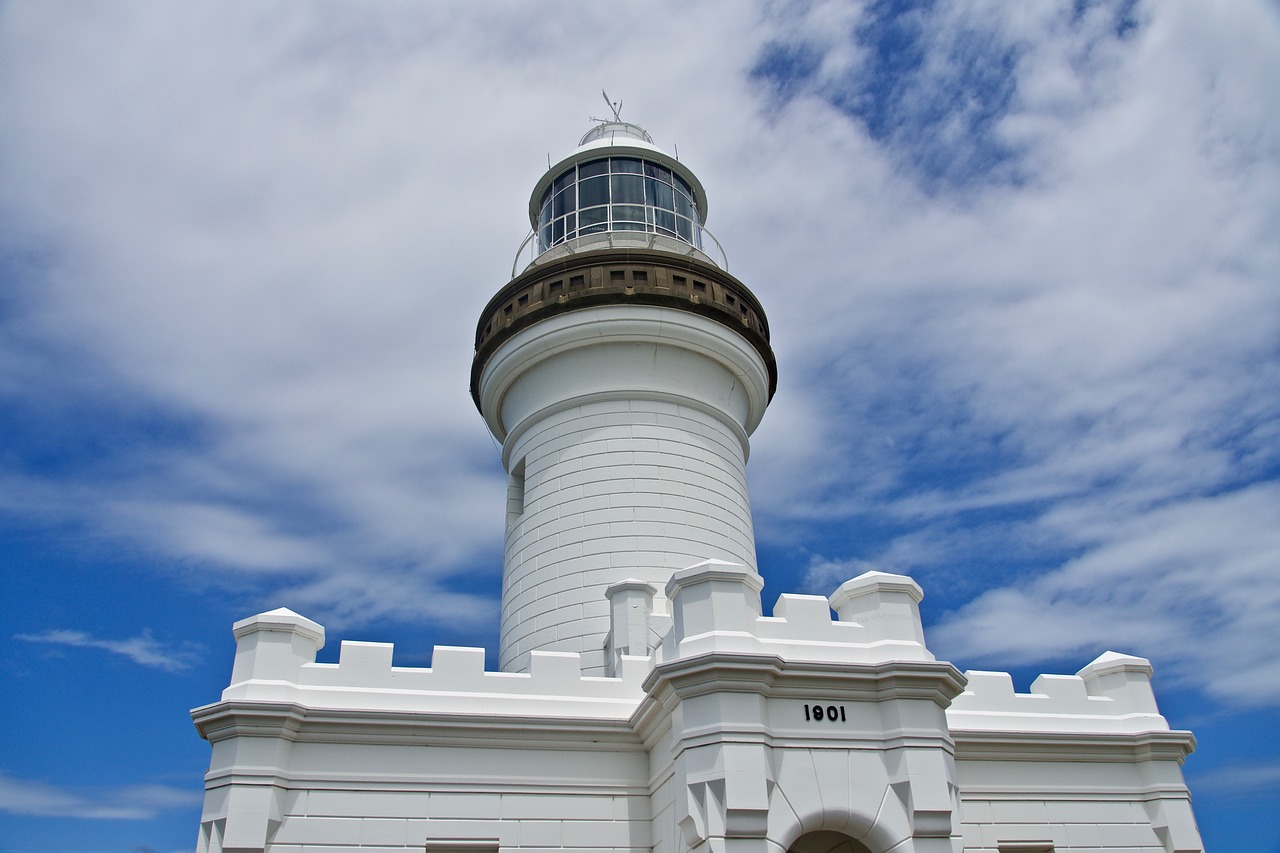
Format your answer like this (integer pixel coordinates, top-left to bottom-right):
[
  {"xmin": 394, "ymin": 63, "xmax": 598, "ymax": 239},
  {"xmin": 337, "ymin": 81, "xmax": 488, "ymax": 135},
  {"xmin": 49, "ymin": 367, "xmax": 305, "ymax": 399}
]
[{"xmin": 1, "ymin": 2, "xmax": 1278, "ymax": 851}]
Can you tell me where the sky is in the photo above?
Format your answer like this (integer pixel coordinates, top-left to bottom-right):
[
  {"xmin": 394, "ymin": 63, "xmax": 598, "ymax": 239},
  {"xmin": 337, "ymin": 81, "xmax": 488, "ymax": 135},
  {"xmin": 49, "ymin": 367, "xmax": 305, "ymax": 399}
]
[{"xmin": 0, "ymin": 1, "xmax": 1277, "ymax": 851}]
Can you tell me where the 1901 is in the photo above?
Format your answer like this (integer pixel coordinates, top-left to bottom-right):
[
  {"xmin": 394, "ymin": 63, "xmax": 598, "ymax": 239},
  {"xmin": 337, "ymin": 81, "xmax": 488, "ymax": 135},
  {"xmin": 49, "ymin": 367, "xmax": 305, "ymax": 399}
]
[{"xmin": 803, "ymin": 704, "xmax": 847, "ymax": 722}]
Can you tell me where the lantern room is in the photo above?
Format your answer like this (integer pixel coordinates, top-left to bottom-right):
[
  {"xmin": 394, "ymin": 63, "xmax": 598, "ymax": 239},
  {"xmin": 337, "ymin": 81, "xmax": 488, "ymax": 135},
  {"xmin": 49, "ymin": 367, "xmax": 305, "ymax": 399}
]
[{"xmin": 526, "ymin": 120, "xmax": 714, "ymax": 261}]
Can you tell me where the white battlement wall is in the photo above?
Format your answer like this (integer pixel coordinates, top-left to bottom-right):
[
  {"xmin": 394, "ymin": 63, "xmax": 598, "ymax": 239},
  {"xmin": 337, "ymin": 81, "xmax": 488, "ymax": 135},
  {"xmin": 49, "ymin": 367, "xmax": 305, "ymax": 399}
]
[{"xmin": 194, "ymin": 569, "xmax": 1202, "ymax": 853}]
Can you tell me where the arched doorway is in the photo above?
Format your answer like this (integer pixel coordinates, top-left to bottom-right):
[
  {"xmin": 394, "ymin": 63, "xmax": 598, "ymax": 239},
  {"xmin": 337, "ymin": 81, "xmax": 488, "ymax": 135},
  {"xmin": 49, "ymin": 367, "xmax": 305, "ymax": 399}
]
[{"xmin": 788, "ymin": 829, "xmax": 873, "ymax": 853}]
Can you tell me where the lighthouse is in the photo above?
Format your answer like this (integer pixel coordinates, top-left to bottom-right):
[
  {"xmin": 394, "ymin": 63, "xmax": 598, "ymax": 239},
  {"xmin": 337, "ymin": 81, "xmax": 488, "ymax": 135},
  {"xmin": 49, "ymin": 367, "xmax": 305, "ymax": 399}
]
[
  {"xmin": 471, "ymin": 118, "xmax": 777, "ymax": 675},
  {"xmin": 192, "ymin": 113, "xmax": 1204, "ymax": 853}
]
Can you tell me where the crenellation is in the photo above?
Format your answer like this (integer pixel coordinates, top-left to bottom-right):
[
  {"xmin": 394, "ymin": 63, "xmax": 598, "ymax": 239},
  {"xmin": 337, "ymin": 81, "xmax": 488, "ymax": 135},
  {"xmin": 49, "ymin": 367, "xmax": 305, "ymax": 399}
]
[
  {"xmin": 948, "ymin": 653, "xmax": 1172, "ymax": 734},
  {"xmin": 1029, "ymin": 673, "xmax": 1093, "ymax": 704},
  {"xmin": 222, "ymin": 620, "xmax": 654, "ymax": 719},
  {"xmin": 1079, "ymin": 651, "xmax": 1162, "ymax": 714},
  {"xmin": 335, "ymin": 641, "xmax": 396, "ymax": 681},
  {"xmin": 427, "ymin": 645, "xmax": 489, "ymax": 682}
]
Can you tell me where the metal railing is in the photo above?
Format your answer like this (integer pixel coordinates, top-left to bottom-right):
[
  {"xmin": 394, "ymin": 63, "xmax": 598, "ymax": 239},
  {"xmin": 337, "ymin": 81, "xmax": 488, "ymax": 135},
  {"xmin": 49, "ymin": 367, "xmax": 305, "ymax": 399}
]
[{"xmin": 510, "ymin": 227, "xmax": 729, "ymax": 278}]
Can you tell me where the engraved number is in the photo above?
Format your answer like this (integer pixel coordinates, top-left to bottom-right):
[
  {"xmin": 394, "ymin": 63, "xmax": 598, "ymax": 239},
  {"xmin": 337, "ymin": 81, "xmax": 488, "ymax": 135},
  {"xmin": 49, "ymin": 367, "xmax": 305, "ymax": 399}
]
[{"xmin": 803, "ymin": 703, "xmax": 846, "ymax": 722}]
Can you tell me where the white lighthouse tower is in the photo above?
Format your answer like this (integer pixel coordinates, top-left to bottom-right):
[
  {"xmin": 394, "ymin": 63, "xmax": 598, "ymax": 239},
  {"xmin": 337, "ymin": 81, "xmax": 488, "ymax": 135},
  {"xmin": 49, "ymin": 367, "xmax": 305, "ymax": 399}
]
[{"xmin": 471, "ymin": 118, "xmax": 776, "ymax": 675}]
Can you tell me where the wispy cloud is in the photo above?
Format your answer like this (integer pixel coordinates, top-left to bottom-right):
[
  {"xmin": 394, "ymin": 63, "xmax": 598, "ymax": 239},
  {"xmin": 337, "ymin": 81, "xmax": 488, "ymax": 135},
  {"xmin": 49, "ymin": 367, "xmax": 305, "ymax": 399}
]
[
  {"xmin": 15, "ymin": 629, "xmax": 201, "ymax": 672},
  {"xmin": 801, "ymin": 555, "xmax": 883, "ymax": 595},
  {"xmin": 927, "ymin": 483, "xmax": 1280, "ymax": 706},
  {"xmin": 1188, "ymin": 761, "xmax": 1280, "ymax": 794},
  {"xmin": 0, "ymin": 770, "xmax": 201, "ymax": 820}
]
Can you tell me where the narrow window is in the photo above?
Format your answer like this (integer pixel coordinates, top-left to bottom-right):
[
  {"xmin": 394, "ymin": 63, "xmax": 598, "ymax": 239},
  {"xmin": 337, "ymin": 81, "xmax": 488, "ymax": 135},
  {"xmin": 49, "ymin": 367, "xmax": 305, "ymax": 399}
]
[{"xmin": 506, "ymin": 459, "xmax": 526, "ymax": 533}]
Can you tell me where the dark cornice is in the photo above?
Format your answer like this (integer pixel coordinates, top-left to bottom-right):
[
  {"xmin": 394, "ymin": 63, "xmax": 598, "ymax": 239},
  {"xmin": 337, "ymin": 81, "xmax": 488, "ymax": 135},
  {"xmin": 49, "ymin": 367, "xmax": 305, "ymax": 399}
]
[{"xmin": 472, "ymin": 249, "xmax": 776, "ymax": 409}]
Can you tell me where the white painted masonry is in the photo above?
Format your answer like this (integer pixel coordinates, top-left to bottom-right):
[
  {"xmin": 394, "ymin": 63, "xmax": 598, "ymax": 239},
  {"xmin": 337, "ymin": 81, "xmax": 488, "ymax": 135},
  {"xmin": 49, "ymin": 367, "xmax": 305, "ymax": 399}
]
[
  {"xmin": 479, "ymin": 306, "xmax": 771, "ymax": 673},
  {"xmin": 193, "ymin": 120, "xmax": 1203, "ymax": 852},
  {"xmin": 194, "ymin": 568, "xmax": 1201, "ymax": 852}
]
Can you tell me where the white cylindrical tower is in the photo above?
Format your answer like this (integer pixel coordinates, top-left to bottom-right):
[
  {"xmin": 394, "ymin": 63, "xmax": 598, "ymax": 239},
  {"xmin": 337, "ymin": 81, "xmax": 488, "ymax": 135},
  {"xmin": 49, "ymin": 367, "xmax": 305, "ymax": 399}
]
[{"xmin": 471, "ymin": 120, "xmax": 776, "ymax": 674}]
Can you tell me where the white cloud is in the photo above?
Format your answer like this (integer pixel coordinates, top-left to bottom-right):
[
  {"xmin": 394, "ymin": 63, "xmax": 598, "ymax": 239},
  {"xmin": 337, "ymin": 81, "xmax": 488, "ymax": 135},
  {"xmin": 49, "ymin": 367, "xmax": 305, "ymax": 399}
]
[
  {"xmin": 801, "ymin": 555, "xmax": 882, "ymax": 595},
  {"xmin": 929, "ymin": 482, "xmax": 1280, "ymax": 705},
  {"xmin": 15, "ymin": 629, "xmax": 201, "ymax": 672},
  {"xmin": 1188, "ymin": 761, "xmax": 1280, "ymax": 794},
  {"xmin": 0, "ymin": 770, "xmax": 202, "ymax": 820}
]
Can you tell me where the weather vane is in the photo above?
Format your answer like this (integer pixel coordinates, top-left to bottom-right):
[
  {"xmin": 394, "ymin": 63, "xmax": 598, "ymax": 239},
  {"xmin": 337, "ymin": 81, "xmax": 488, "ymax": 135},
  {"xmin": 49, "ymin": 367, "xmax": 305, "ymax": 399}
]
[{"xmin": 590, "ymin": 89, "xmax": 624, "ymax": 125}]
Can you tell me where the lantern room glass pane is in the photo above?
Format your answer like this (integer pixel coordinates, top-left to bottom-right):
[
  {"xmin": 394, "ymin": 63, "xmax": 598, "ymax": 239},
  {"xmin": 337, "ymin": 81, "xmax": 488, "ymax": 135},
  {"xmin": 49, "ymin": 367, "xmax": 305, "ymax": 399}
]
[
  {"xmin": 612, "ymin": 157, "xmax": 642, "ymax": 173},
  {"xmin": 644, "ymin": 162, "xmax": 671, "ymax": 183},
  {"xmin": 613, "ymin": 204, "xmax": 646, "ymax": 225},
  {"xmin": 647, "ymin": 179, "xmax": 674, "ymax": 210},
  {"xmin": 675, "ymin": 189, "xmax": 695, "ymax": 221},
  {"xmin": 579, "ymin": 175, "xmax": 609, "ymax": 207},
  {"xmin": 580, "ymin": 206, "xmax": 608, "ymax": 234},
  {"xmin": 579, "ymin": 159, "xmax": 609, "ymax": 178},
  {"xmin": 553, "ymin": 187, "xmax": 575, "ymax": 218},
  {"xmin": 611, "ymin": 174, "xmax": 644, "ymax": 204}
]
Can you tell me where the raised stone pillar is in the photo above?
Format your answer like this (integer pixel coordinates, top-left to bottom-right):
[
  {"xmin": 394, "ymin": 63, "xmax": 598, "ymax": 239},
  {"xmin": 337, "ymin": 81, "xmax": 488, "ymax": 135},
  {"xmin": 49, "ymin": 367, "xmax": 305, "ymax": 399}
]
[
  {"xmin": 829, "ymin": 571, "xmax": 927, "ymax": 646},
  {"xmin": 201, "ymin": 608, "xmax": 323, "ymax": 853},
  {"xmin": 228, "ymin": 607, "xmax": 324, "ymax": 687},
  {"xmin": 606, "ymin": 578, "xmax": 657, "ymax": 676},
  {"xmin": 665, "ymin": 559, "xmax": 764, "ymax": 657}
]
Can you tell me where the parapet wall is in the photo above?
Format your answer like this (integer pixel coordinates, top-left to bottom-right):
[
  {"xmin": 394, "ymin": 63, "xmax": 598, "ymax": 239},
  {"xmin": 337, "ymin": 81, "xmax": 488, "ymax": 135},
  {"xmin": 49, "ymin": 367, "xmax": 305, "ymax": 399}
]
[
  {"xmin": 221, "ymin": 608, "xmax": 648, "ymax": 719},
  {"xmin": 657, "ymin": 562, "xmax": 939, "ymax": 665},
  {"xmin": 218, "ymin": 569, "xmax": 1184, "ymax": 738},
  {"xmin": 948, "ymin": 651, "xmax": 1172, "ymax": 734}
]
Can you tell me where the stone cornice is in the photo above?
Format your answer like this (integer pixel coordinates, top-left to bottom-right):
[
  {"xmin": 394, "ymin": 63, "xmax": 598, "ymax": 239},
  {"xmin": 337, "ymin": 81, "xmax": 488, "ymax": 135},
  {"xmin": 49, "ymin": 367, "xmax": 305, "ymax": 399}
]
[
  {"xmin": 632, "ymin": 652, "xmax": 966, "ymax": 745},
  {"xmin": 643, "ymin": 651, "xmax": 966, "ymax": 703},
  {"xmin": 192, "ymin": 699, "xmax": 644, "ymax": 751},
  {"xmin": 951, "ymin": 728, "xmax": 1197, "ymax": 763}
]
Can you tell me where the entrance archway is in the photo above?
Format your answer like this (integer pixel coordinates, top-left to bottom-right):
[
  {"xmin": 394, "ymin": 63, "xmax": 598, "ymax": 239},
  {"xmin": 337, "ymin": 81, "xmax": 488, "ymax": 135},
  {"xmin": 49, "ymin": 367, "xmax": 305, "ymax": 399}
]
[{"xmin": 788, "ymin": 830, "xmax": 873, "ymax": 853}]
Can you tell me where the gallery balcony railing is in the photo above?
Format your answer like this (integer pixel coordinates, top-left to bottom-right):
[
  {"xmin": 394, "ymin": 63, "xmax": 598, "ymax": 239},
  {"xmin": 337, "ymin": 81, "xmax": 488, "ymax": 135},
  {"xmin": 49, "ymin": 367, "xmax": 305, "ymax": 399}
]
[{"xmin": 511, "ymin": 226, "xmax": 729, "ymax": 279}]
